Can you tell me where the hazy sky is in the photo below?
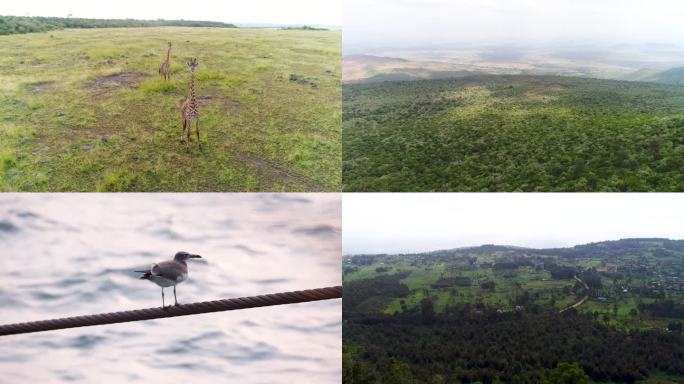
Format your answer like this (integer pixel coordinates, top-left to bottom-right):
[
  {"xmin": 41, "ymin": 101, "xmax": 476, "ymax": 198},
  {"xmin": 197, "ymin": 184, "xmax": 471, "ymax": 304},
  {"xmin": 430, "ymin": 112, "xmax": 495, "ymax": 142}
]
[
  {"xmin": 343, "ymin": 194, "xmax": 684, "ymax": 255},
  {"xmin": 0, "ymin": 0, "xmax": 341, "ymax": 26},
  {"xmin": 344, "ymin": 0, "xmax": 684, "ymax": 53}
]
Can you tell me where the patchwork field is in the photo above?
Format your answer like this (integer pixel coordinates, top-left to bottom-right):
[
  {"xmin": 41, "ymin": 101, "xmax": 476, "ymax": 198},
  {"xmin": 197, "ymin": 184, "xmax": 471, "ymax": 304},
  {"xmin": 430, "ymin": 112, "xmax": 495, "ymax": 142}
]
[
  {"xmin": 0, "ymin": 27, "xmax": 341, "ymax": 191},
  {"xmin": 344, "ymin": 240, "xmax": 684, "ymax": 329},
  {"xmin": 343, "ymin": 239, "xmax": 684, "ymax": 383}
]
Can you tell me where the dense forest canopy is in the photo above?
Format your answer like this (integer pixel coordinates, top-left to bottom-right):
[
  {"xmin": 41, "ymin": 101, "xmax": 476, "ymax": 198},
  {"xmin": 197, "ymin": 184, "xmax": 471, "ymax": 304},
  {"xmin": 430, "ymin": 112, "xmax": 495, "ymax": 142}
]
[
  {"xmin": 0, "ymin": 15, "xmax": 237, "ymax": 35},
  {"xmin": 343, "ymin": 75, "xmax": 684, "ymax": 192},
  {"xmin": 344, "ymin": 308, "xmax": 684, "ymax": 384}
]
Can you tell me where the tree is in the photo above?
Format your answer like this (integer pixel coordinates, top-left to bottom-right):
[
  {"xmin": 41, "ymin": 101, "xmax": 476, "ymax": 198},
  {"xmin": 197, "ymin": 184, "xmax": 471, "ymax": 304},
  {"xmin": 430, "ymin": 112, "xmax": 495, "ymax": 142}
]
[
  {"xmin": 384, "ymin": 358, "xmax": 417, "ymax": 384},
  {"xmin": 421, "ymin": 297, "xmax": 436, "ymax": 324},
  {"xmin": 542, "ymin": 362, "xmax": 590, "ymax": 384}
]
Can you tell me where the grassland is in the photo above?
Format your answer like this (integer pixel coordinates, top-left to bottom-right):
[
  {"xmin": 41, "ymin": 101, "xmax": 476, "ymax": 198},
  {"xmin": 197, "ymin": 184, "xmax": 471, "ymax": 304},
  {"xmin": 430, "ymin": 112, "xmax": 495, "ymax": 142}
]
[
  {"xmin": 0, "ymin": 27, "xmax": 341, "ymax": 191},
  {"xmin": 343, "ymin": 75, "xmax": 684, "ymax": 191}
]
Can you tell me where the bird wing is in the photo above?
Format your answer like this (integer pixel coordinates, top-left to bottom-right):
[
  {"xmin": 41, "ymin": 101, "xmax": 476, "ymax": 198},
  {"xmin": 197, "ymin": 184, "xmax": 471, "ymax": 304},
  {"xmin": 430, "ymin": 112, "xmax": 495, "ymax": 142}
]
[{"xmin": 151, "ymin": 261, "xmax": 187, "ymax": 281}]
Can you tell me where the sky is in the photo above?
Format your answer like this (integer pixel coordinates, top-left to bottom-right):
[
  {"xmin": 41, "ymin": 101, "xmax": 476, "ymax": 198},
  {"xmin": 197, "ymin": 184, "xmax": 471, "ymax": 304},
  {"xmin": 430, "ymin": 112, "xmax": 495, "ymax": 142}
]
[
  {"xmin": 0, "ymin": 0, "xmax": 342, "ymax": 26},
  {"xmin": 344, "ymin": 0, "xmax": 684, "ymax": 53},
  {"xmin": 343, "ymin": 193, "xmax": 684, "ymax": 255}
]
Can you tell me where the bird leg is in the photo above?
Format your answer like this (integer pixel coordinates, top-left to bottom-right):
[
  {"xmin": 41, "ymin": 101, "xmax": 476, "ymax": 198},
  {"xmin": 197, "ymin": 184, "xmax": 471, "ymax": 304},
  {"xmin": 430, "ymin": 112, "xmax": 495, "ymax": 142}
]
[
  {"xmin": 174, "ymin": 285, "xmax": 179, "ymax": 306},
  {"xmin": 161, "ymin": 287, "xmax": 165, "ymax": 307}
]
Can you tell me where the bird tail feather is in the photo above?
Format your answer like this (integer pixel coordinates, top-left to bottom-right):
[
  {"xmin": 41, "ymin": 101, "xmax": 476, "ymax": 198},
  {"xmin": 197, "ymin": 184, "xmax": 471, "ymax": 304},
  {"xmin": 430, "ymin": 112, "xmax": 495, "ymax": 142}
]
[{"xmin": 135, "ymin": 270, "xmax": 152, "ymax": 280}]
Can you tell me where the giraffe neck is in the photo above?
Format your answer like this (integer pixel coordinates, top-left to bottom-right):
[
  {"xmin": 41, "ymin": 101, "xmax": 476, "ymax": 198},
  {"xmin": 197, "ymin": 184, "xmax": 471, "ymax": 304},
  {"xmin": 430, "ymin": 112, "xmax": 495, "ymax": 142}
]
[
  {"xmin": 189, "ymin": 71, "xmax": 196, "ymax": 105},
  {"xmin": 166, "ymin": 47, "xmax": 171, "ymax": 62}
]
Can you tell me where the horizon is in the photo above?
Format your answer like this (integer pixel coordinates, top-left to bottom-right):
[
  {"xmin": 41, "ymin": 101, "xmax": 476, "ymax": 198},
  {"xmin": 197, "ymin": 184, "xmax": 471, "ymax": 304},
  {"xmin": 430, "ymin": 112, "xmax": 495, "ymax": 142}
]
[
  {"xmin": 0, "ymin": 14, "xmax": 338, "ymax": 28},
  {"xmin": 343, "ymin": 236, "xmax": 684, "ymax": 256},
  {"xmin": 0, "ymin": 0, "xmax": 341, "ymax": 27}
]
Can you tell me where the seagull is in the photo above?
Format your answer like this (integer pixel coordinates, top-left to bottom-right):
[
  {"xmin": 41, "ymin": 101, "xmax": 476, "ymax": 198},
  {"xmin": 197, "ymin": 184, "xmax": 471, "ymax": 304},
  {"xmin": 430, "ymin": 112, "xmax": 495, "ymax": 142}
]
[{"xmin": 135, "ymin": 251, "xmax": 202, "ymax": 307}]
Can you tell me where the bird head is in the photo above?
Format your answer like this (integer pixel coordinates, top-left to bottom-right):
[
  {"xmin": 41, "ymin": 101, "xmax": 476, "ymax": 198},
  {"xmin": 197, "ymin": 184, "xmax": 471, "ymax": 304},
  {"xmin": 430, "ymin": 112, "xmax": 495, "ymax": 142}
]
[{"xmin": 174, "ymin": 251, "xmax": 202, "ymax": 262}]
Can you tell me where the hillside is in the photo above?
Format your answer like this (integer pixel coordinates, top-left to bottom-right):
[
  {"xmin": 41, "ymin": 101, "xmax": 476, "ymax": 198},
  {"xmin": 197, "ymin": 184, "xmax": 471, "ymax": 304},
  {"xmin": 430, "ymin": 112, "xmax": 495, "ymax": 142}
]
[
  {"xmin": 645, "ymin": 67, "xmax": 684, "ymax": 85},
  {"xmin": 343, "ymin": 75, "xmax": 684, "ymax": 191},
  {"xmin": 343, "ymin": 238, "xmax": 684, "ymax": 383}
]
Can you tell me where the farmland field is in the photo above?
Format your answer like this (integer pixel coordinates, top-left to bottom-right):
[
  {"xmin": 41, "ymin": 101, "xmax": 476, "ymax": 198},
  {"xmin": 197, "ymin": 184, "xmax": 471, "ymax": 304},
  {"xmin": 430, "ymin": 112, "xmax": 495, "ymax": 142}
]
[
  {"xmin": 343, "ymin": 239, "xmax": 684, "ymax": 383},
  {"xmin": 0, "ymin": 27, "xmax": 341, "ymax": 191}
]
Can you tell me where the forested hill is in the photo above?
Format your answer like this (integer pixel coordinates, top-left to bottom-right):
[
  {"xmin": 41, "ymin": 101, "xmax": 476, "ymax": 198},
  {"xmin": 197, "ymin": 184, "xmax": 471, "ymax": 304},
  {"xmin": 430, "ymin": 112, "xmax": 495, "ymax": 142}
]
[
  {"xmin": 343, "ymin": 237, "xmax": 684, "ymax": 383},
  {"xmin": 0, "ymin": 15, "xmax": 237, "ymax": 35},
  {"xmin": 644, "ymin": 67, "xmax": 684, "ymax": 85},
  {"xmin": 346, "ymin": 238, "xmax": 684, "ymax": 260},
  {"xmin": 343, "ymin": 74, "xmax": 684, "ymax": 192}
]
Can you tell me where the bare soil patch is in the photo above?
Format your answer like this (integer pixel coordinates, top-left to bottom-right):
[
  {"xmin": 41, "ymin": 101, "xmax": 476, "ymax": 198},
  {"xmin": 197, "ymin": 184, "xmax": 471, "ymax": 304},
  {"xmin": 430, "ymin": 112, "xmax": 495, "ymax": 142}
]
[
  {"xmin": 25, "ymin": 81, "xmax": 55, "ymax": 91},
  {"xmin": 194, "ymin": 95, "xmax": 241, "ymax": 111},
  {"xmin": 91, "ymin": 72, "xmax": 147, "ymax": 91},
  {"xmin": 230, "ymin": 149, "xmax": 326, "ymax": 191}
]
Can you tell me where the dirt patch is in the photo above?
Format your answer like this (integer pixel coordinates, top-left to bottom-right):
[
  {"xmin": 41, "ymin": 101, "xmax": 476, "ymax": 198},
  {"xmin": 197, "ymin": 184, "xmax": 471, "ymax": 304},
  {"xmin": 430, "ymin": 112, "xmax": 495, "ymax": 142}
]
[
  {"xmin": 230, "ymin": 149, "xmax": 327, "ymax": 191},
  {"xmin": 195, "ymin": 96, "xmax": 214, "ymax": 105},
  {"xmin": 91, "ymin": 72, "xmax": 147, "ymax": 91},
  {"xmin": 289, "ymin": 74, "xmax": 318, "ymax": 89},
  {"xmin": 190, "ymin": 95, "xmax": 241, "ymax": 112},
  {"xmin": 26, "ymin": 81, "xmax": 55, "ymax": 91}
]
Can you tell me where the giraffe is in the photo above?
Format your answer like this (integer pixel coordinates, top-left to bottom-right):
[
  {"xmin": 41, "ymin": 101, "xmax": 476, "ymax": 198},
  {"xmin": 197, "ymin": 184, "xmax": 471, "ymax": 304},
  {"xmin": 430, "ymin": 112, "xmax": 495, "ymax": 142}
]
[
  {"xmin": 158, "ymin": 42, "xmax": 171, "ymax": 80},
  {"xmin": 181, "ymin": 58, "xmax": 201, "ymax": 148}
]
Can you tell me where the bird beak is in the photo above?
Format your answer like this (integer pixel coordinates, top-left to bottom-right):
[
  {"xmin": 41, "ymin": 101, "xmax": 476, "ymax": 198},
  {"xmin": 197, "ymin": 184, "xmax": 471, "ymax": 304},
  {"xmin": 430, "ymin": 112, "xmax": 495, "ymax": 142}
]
[{"xmin": 190, "ymin": 254, "xmax": 202, "ymax": 258}]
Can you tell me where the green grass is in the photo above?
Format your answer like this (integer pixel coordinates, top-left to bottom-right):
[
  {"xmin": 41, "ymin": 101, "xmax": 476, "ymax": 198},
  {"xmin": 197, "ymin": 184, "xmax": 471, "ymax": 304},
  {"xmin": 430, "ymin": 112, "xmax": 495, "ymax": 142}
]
[
  {"xmin": 343, "ymin": 240, "xmax": 684, "ymax": 331},
  {"xmin": 343, "ymin": 75, "xmax": 684, "ymax": 191},
  {"xmin": 0, "ymin": 27, "xmax": 341, "ymax": 191}
]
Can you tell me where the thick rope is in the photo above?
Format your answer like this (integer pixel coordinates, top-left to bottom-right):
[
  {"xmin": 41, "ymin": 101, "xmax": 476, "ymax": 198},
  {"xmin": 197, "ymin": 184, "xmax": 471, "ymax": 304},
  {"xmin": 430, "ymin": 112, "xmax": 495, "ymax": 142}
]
[{"xmin": 0, "ymin": 286, "xmax": 342, "ymax": 337}]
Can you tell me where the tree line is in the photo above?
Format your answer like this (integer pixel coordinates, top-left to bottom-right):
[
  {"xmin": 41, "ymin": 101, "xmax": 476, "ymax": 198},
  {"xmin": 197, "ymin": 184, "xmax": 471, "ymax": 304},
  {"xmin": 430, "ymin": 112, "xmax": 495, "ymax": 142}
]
[{"xmin": 0, "ymin": 15, "xmax": 237, "ymax": 35}]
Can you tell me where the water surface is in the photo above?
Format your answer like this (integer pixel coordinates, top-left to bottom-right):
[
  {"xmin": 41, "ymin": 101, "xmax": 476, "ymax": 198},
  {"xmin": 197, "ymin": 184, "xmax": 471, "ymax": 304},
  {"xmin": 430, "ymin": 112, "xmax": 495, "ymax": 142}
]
[{"xmin": 0, "ymin": 193, "xmax": 341, "ymax": 383}]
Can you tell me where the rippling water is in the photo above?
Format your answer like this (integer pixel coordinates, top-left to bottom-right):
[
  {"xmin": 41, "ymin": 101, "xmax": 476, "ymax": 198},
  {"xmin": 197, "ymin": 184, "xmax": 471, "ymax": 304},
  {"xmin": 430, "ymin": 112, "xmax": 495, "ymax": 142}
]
[{"xmin": 0, "ymin": 193, "xmax": 341, "ymax": 383}]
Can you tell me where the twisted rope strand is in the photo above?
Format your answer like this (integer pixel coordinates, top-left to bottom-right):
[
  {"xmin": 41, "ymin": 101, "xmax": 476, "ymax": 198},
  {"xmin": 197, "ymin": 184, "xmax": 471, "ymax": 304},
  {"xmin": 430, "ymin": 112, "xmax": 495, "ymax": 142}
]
[{"xmin": 0, "ymin": 286, "xmax": 342, "ymax": 336}]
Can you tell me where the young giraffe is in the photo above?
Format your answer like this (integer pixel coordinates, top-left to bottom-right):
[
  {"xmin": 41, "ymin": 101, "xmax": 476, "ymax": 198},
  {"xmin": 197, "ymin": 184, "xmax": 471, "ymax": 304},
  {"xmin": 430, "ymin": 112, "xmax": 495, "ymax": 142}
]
[
  {"xmin": 181, "ymin": 58, "xmax": 201, "ymax": 148},
  {"xmin": 158, "ymin": 42, "xmax": 171, "ymax": 80}
]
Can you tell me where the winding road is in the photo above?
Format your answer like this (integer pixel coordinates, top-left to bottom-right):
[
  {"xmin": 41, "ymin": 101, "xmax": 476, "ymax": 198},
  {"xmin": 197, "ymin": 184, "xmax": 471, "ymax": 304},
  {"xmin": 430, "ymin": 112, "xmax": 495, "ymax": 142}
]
[{"xmin": 559, "ymin": 275, "xmax": 590, "ymax": 313}]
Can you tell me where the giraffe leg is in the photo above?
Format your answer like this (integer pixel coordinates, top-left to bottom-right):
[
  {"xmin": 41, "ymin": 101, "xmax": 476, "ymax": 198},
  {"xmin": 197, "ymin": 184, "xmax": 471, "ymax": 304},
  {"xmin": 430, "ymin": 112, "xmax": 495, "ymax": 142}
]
[
  {"xmin": 196, "ymin": 119, "xmax": 201, "ymax": 150},
  {"xmin": 181, "ymin": 118, "xmax": 187, "ymax": 144},
  {"xmin": 187, "ymin": 119, "xmax": 192, "ymax": 142}
]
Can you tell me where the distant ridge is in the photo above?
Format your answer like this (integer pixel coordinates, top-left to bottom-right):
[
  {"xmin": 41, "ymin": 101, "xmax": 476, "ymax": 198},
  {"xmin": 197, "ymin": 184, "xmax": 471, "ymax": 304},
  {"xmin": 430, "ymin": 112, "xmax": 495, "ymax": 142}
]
[
  {"xmin": 644, "ymin": 67, "xmax": 684, "ymax": 85},
  {"xmin": 346, "ymin": 238, "xmax": 684, "ymax": 257},
  {"xmin": 344, "ymin": 54, "xmax": 409, "ymax": 64}
]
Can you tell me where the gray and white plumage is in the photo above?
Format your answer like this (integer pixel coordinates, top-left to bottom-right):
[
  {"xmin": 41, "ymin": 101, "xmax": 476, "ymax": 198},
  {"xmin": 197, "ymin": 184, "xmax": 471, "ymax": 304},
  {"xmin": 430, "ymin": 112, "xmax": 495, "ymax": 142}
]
[{"xmin": 136, "ymin": 251, "xmax": 202, "ymax": 307}]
